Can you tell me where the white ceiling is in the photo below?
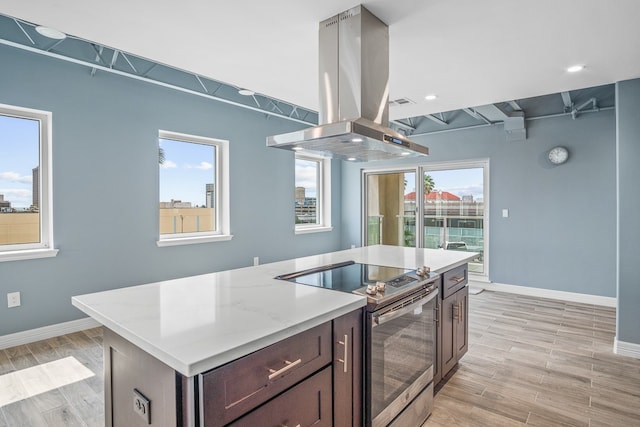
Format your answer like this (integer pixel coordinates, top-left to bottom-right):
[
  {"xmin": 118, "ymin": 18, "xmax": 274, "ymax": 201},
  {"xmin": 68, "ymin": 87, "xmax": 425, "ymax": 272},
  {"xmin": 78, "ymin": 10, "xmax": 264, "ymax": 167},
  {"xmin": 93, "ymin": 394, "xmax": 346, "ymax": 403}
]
[{"xmin": 2, "ymin": 0, "xmax": 640, "ymax": 120}]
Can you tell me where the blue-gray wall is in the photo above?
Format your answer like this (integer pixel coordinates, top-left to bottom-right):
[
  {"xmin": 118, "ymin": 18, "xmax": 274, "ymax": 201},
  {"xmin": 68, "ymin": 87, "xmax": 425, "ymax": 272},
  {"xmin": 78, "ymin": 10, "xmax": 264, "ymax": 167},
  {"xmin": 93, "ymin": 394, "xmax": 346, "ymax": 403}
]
[
  {"xmin": 341, "ymin": 109, "xmax": 617, "ymax": 298},
  {"xmin": 0, "ymin": 45, "xmax": 344, "ymax": 336},
  {"xmin": 616, "ymin": 78, "xmax": 640, "ymax": 344}
]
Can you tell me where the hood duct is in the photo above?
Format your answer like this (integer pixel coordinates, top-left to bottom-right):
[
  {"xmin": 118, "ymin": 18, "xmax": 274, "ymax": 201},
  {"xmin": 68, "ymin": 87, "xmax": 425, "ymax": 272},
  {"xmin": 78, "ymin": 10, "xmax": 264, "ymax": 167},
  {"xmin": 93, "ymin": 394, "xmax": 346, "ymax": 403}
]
[{"xmin": 266, "ymin": 5, "xmax": 429, "ymax": 162}]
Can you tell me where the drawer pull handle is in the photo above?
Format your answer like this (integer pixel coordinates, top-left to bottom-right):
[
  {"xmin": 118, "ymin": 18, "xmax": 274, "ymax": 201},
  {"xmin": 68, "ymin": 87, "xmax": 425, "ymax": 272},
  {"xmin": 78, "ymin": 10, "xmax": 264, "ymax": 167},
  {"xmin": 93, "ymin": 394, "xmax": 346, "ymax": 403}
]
[
  {"xmin": 449, "ymin": 275, "xmax": 464, "ymax": 284},
  {"xmin": 268, "ymin": 358, "xmax": 302, "ymax": 380},
  {"xmin": 337, "ymin": 334, "xmax": 348, "ymax": 373}
]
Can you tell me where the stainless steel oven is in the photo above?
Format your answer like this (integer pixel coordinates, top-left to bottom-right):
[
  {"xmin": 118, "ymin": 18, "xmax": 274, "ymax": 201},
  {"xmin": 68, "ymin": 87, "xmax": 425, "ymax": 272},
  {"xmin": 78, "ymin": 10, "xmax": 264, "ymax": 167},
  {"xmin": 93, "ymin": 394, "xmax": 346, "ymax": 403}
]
[
  {"xmin": 367, "ymin": 287, "xmax": 437, "ymax": 426},
  {"xmin": 276, "ymin": 261, "xmax": 438, "ymax": 427}
]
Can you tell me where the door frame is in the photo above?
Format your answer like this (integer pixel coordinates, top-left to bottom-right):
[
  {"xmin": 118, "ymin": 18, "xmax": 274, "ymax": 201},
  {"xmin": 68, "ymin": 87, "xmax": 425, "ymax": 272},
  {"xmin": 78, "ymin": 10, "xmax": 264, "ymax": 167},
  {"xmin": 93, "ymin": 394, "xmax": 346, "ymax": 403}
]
[
  {"xmin": 362, "ymin": 159, "xmax": 490, "ymax": 279},
  {"xmin": 361, "ymin": 166, "xmax": 420, "ymax": 248}
]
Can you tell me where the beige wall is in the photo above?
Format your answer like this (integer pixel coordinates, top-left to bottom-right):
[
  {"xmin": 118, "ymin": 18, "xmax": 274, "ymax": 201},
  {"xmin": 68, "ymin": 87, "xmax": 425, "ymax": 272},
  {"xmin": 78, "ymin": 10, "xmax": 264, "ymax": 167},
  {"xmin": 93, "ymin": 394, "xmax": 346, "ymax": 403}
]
[
  {"xmin": 159, "ymin": 208, "xmax": 215, "ymax": 234},
  {"xmin": 0, "ymin": 213, "xmax": 39, "ymax": 244}
]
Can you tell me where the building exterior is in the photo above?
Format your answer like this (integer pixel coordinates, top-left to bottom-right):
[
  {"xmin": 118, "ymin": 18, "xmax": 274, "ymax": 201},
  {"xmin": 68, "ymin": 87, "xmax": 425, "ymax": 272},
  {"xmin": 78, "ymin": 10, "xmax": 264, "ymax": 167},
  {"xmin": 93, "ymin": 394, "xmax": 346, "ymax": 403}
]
[{"xmin": 206, "ymin": 183, "xmax": 215, "ymax": 208}]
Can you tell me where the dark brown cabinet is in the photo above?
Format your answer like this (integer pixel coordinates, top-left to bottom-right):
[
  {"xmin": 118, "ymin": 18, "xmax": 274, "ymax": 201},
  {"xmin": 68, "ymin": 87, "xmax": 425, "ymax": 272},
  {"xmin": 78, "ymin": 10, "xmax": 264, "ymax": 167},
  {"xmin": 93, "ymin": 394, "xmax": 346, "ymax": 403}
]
[
  {"xmin": 228, "ymin": 367, "xmax": 333, "ymax": 427},
  {"xmin": 103, "ymin": 308, "xmax": 363, "ymax": 427},
  {"xmin": 436, "ymin": 263, "xmax": 469, "ymax": 383},
  {"xmin": 201, "ymin": 322, "xmax": 333, "ymax": 426},
  {"xmin": 332, "ymin": 309, "xmax": 363, "ymax": 427},
  {"xmin": 441, "ymin": 285, "xmax": 468, "ymax": 377}
]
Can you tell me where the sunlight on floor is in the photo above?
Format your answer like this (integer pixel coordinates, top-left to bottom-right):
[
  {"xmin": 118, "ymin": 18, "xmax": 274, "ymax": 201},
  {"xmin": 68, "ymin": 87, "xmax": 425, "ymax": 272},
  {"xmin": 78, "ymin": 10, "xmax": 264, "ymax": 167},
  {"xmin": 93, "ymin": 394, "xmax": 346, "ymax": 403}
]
[{"xmin": 0, "ymin": 356, "xmax": 94, "ymax": 407}]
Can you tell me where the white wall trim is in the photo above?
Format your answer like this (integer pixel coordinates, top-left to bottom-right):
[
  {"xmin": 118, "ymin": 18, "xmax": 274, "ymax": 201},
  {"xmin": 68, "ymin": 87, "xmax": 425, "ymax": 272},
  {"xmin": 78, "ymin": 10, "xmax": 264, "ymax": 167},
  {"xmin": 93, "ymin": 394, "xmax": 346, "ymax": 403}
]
[
  {"xmin": 469, "ymin": 280, "xmax": 617, "ymax": 307},
  {"xmin": 614, "ymin": 337, "xmax": 640, "ymax": 359},
  {"xmin": 0, "ymin": 317, "xmax": 100, "ymax": 350}
]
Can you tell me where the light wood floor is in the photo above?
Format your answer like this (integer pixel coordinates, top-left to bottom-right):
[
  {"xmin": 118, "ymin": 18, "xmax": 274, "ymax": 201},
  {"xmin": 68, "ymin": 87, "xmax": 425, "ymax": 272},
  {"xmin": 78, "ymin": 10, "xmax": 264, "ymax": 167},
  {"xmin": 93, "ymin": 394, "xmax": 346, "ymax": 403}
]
[
  {"xmin": 0, "ymin": 291, "xmax": 639, "ymax": 426},
  {"xmin": 0, "ymin": 328, "xmax": 104, "ymax": 426},
  {"xmin": 425, "ymin": 291, "xmax": 640, "ymax": 427}
]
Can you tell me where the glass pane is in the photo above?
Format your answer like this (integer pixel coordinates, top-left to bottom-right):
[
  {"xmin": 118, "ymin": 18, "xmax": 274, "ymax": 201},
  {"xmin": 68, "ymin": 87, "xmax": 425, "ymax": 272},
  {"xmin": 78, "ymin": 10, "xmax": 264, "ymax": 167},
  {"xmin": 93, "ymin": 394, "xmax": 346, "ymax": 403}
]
[
  {"xmin": 366, "ymin": 172, "xmax": 416, "ymax": 247},
  {"xmin": 0, "ymin": 114, "xmax": 40, "ymax": 245},
  {"xmin": 159, "ymin": 138, "xmax": 216, "ymax": 235},
  {"xmin": 295, "ymin": 158, "xmax": 319, "ymax": 225},
  {"xmin": 423, "ymin": 168, "xmax": 485, "ymax": 273}
]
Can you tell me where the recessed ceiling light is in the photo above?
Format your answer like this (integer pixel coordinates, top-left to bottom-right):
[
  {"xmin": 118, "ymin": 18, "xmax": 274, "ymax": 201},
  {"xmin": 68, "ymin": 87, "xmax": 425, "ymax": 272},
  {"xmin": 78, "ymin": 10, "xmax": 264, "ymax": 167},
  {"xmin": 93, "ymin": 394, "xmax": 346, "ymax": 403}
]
[
  {"xmin": 567, "ymin": 64, "xmax": 585, "ymax": 73},
  {"xmin": 400, "ymin": 152, "xmax": 411, "ymax": 156},
  {"xmin": 35, "ymin": 26, "xmax": 67, "ymax": 40},
  {"xmin": 292, "ymin": 147, "xmax": 303, "ymax": 151},
  {"xmin": 351, "ymin": 137, "xmax": 363, "ymax": 142},
  {"xmin": 425, "ymin": 94, "xmax": 438, "ymax": 101},
  {"xmin": 347, "ymin": 157, "xmax": 357, "ymax": 161},
  {"xmin": 238, "ymin": 89, "xmax": 255, "ymax": 96}
]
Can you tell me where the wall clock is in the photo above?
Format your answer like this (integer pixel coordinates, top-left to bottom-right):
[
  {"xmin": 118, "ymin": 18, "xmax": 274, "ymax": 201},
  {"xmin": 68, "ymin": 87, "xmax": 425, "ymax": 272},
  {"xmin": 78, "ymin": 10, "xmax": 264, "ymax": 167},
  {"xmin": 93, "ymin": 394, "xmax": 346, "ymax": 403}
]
[{"xmin": 548, "ymin": 146, "xmax": 569, "ymax": 165}]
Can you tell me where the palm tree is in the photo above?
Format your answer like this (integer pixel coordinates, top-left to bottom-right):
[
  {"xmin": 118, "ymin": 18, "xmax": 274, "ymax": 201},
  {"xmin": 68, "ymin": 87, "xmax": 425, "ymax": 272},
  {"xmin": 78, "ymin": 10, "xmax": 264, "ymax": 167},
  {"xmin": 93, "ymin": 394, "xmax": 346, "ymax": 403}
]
[{"xmin": 424, "ymin": 174, "xmax": 435, "ymax": 196}]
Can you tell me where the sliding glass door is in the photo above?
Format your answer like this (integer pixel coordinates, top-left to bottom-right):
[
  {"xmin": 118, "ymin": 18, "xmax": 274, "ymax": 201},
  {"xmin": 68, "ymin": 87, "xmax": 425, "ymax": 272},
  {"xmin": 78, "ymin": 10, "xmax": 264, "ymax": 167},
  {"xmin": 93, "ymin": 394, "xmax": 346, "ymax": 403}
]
[
  {"xmin": 365, "ymin": 171, "xmax": 416, "ymax": 247},
  {"xmin": 364, "ymin": 161, "xmax": 488, "ymax": 276}
]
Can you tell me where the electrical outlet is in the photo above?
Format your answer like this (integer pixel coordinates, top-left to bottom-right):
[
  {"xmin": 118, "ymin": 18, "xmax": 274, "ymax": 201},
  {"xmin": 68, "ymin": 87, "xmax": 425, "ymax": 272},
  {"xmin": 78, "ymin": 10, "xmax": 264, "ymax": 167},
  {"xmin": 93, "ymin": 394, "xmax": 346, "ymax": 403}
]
[
  {"xmin": 7, "ymin": 292, "xmax": 20, "ymax": 308},
  {"xmin": 133, "ymin": 389, "xmax": 151, "ymax": 424},
  {"xmin": 253, "ymin": 256, "xmax": 259, "ymax": 266}
]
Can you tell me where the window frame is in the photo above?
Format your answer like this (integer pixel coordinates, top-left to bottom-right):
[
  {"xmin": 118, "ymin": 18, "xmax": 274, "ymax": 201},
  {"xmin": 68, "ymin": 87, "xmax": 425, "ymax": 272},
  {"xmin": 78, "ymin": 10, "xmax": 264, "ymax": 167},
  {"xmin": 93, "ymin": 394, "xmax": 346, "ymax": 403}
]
[
  {"xmin": 0, "ymin": 103, "xmax": 58, "ymax": 262},
  {"xmin": 156, "ymin": 130, "xmax": 232, "ymax": 247},
  {"xmin": 294, "ymin": 152, "xmax": 332, "ymax": 234}
]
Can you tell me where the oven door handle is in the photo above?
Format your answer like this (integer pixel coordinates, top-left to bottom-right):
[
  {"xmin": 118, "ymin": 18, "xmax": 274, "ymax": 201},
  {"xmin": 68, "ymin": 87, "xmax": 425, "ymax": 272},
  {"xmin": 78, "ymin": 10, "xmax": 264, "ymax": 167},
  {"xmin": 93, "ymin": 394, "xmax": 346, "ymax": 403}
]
[{"xmin": 373, "ymin": 289, "xmax": 438, "ymax": 327}]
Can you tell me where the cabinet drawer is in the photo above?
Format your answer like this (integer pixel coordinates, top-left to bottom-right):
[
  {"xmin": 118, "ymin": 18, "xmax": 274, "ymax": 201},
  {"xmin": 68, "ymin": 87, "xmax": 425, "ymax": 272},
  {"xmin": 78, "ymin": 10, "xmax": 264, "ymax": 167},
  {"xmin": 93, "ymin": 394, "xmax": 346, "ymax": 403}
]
[
  {"xmin": 442, "ymin": 264, "xmax": 468, "ymax": 298},
  {"xmin": 228, "ymin": 366, "xmax": 332, "ymax": 427},
  {"xmin": 200, "ymin": 322, "xmax": 332, "ymax": 426}
]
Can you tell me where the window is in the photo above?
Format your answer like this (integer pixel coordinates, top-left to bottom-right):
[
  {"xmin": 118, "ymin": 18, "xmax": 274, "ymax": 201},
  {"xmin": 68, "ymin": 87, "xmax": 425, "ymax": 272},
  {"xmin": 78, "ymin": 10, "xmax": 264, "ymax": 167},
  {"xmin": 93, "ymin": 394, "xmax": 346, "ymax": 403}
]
[
  {"xmin": 0, "ymin": 103, "xmax": 57, "ymax": 262},
  {"xmin": 157, "ymin": 130, "xmax": 231, "ymax": 246},
  {"xmin": 363, "ymin": 160, "xmax": 488, "ymax": 277},
  {"xmin": 295, "ymin": 153, "xmax": 332, "ymax": 234}
]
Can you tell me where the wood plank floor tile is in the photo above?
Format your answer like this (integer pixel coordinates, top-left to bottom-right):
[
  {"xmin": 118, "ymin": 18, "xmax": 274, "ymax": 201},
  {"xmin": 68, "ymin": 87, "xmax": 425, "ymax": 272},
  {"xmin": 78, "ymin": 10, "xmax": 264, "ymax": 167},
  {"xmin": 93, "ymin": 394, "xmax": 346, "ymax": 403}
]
[
  {"xmin": 425, "ymin": 290, "xmax": 640, "ymax": 427},
  {"xmin": 40, "ymin": 405, "xmax": 84, "ymax": 427}
]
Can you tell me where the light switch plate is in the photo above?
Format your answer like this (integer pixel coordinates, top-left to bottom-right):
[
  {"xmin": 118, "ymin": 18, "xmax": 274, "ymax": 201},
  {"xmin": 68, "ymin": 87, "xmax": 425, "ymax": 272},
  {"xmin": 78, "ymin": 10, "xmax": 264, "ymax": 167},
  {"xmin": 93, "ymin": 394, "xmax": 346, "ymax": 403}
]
[
  {"xmin": 502, "ymin": 209, "xmax": 509, "ymax": 218},
  {"xmin": 7, "ymin": 292, "xmax": 20, "ymax": 308},
  {"xmin": 133, "ymin": 389, "xmax": 151, "ymax": 424}
]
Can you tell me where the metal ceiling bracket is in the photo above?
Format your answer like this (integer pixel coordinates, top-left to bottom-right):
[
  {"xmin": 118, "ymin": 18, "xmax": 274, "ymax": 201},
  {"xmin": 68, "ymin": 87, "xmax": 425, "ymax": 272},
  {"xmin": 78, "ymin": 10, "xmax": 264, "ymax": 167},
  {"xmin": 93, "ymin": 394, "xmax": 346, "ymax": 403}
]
[
  {"xmin": 571, "ymin": 97, "xmax": 598, "ymax": 119},
  {"xmin": 463, "ymin": 108, "xmax": 491, "ymax": 124},
  {"xmin": 473, "ymin": 104, "xmax": 526, "ymax": 142},
  {"xmin": 508, "ymin": 100, "xmax": 522, "ymax": 111},
  {"xmin": 425, "ymin": 114, "xmax": 448, "ymax": 126},
  {"xmin": 13, "ymin": 19, "xmax": 35, "ymax": 45},
  {"xmin": 561, "ymin": 91, "xmax": 573, "ymax": 112},
  {"xmin": 195, "ymin": 75, "xmax": 209, "ymax": 93}
]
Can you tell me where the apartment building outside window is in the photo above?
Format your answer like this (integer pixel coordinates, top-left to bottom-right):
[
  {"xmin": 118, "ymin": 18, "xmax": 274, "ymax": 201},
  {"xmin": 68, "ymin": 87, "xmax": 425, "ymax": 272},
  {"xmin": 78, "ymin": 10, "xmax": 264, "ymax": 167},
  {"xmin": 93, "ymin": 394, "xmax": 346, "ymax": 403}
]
[
  {"xmin": 157, "ymin": 130, "xmax": 231, "ymax": 246},
  {"xmin": 0, "ymin": 103, "xmax": 57, "ymax": 262},
  {"xmin": 295, "ymin": 153, "xmax": 332, "ymax": 234}
]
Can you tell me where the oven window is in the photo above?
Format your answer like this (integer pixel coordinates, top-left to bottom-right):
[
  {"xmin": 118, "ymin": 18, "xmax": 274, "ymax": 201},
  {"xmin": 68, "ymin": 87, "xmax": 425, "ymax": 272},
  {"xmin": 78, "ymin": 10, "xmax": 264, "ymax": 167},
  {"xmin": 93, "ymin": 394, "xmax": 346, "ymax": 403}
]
[{"xmin": 370, "ymin": 298, "xmax": 435, "ymax": 421}]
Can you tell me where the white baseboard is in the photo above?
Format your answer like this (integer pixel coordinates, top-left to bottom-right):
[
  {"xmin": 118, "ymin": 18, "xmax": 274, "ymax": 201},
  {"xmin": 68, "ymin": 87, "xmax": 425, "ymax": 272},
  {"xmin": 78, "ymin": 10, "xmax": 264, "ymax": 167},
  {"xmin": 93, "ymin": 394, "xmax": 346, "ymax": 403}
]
[
  {"xmin": 469, "ymin": 280, "xmax": 617, "ymax": 307},
  {"xmin": 0, "ymin": 317, "xmax": 100, "ymax": 350},
  {"xmin": 614, "ymin": 337, "xmax": 640, "ymax": 359}
]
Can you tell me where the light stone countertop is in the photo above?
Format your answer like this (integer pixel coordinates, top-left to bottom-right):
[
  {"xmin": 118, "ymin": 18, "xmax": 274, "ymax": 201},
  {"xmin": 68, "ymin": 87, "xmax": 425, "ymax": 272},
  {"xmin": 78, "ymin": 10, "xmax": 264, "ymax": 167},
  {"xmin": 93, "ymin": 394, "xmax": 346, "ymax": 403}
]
[{"xmin": 72, "ymin": 245, "xmax": 476, "ymax": 377}]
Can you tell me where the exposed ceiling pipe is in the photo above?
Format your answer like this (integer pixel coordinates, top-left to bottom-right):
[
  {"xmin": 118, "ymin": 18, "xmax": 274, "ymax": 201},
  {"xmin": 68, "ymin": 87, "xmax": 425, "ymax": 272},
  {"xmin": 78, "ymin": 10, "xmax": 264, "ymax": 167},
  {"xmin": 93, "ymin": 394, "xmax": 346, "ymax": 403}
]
[{"xmin": 571, "ymin": 97, "xmax": 598, "ymax": 119}]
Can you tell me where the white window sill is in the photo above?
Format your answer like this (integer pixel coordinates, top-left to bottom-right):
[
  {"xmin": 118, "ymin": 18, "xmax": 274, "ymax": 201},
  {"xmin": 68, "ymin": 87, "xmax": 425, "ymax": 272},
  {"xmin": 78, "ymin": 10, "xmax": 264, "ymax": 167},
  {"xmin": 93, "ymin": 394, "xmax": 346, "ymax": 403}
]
[
  {"xmin": 295, "ymin": 226, "xmax": 334, "ymax": 235},
  {"xmin": 0, "ymin": 248, "xmax": 59, "ymax": 263},
  {"xmin": 157, "ymin": 234, "xmax": 234, "ymax": 247}
]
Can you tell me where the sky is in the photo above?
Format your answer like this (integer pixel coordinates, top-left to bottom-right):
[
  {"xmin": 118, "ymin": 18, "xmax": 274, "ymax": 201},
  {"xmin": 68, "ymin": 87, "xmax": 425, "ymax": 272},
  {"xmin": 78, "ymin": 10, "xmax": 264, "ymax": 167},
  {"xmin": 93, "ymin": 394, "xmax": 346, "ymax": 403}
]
[
  {"xmin": 0, "ymin": 114, "xmax": 38, "ymax": 208},
  {"xmin": 159, "ymin": 138, "xmax": 215, "ymax": 207},
  {"xmin": 406, "ymin": 167, "xmax": 484, "ymax": 201},
  {"xmin": 295, "ymin": 158, "xmax": 318, "ymax": 198}
]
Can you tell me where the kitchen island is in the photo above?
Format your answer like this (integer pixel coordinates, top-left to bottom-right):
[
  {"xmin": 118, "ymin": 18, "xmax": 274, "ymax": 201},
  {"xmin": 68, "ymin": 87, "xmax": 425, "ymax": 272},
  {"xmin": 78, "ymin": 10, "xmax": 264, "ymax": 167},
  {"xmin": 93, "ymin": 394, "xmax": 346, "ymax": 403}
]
[{"xmin": 72, "ymin": 245, "xmax": 476, "ymax": 426}]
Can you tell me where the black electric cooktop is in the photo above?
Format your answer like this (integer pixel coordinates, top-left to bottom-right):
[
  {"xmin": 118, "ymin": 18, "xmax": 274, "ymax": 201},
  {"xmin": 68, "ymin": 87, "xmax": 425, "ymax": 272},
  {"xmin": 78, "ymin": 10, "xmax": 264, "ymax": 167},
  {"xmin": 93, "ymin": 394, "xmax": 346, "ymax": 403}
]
[{"xmin": 275, "ymin": 259, "xmax": 438, "ymax": 296}]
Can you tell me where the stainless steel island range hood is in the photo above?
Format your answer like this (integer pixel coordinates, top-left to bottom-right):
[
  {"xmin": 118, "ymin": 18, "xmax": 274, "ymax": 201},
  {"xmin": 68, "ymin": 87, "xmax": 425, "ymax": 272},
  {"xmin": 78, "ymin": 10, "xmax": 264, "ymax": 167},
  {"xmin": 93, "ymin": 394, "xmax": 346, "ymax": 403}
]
[{"xmin": 267, "ymin": 5, "xmax": 429, "ymax": 162}]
